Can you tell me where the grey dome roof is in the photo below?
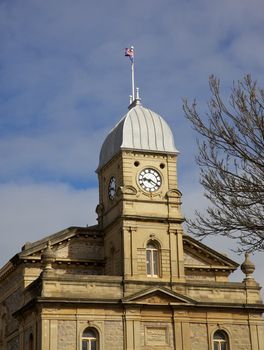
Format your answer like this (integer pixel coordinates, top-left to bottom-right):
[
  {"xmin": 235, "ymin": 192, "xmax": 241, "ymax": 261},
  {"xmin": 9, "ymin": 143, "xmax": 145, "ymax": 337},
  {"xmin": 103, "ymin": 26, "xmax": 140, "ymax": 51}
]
[{"xmin": 97, "ymin": 103, "xmax": 178, "ymax": 170}]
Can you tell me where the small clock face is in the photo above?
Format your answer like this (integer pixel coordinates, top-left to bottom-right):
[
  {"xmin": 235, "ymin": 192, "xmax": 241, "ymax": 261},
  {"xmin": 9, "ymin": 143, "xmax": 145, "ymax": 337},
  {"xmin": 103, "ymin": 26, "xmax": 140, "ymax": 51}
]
[
  {"xmin": 138, "ymin": 168, "xmax": 161, "ymax": 192},
  {"xmin": 108, "ymin": 177, "xmax": 116, "ymax": 200}
]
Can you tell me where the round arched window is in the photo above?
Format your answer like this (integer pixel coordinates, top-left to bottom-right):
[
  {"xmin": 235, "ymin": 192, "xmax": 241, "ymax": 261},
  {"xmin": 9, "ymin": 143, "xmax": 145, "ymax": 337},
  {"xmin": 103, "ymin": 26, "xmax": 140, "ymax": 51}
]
[
  {"xmin": 213, "ymin": 330, "xmax": 229, "ymax": 350},
  {"xmin": 146, "ymin": 241, "xmax": 159, "ymax": 277},
  {"xmin": 82, "ymin": 328, "xmax": 98, "ymax": 350}
]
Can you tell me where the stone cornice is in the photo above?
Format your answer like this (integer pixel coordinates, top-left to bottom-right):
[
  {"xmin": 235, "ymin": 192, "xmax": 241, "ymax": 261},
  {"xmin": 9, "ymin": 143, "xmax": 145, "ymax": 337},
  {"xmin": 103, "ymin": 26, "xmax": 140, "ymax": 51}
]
[
  {"xmin": 103, "ymin": 215, "xmax": 184, "ymax": 232},
  {"xmin": 13, "ymin": 295, "xmax": 264, "ymax": 319}
]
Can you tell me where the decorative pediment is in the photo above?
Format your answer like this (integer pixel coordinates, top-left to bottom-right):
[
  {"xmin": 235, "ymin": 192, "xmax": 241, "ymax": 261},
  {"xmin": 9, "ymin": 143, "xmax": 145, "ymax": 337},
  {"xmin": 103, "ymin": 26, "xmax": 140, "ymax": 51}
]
[
  {"xmin": 184, "ymin": 250, "xmax": 215, "ymax": 267},
  {"xmin": 18, "ymin": 226, "xmax": 103, "ymax": 262},
  {"xmin": 183, "ymin": 235, "xmax": 239, "ymax": 272},
  {"xmin": 122, "ymin": 287, "xmax": 196, "ymax": 305}
]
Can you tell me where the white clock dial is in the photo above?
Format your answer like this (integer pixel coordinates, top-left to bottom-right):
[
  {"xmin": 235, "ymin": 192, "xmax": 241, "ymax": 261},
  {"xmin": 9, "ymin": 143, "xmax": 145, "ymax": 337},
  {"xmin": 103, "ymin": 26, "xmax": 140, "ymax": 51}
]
[
  {"xmin": 108, "ymin": 177, "xmax": 116, "ymax": 200},
  {"xmin": 138, "ymin": 168, "xmax": 161, "ymax": 192}
]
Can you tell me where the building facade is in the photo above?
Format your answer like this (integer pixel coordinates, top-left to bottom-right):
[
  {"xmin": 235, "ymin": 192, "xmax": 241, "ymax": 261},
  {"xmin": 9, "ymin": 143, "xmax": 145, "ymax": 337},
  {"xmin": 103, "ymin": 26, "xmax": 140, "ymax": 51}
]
[{"xmin": 0, "ymin": 98, "xmax": 263, "ymax": 349}]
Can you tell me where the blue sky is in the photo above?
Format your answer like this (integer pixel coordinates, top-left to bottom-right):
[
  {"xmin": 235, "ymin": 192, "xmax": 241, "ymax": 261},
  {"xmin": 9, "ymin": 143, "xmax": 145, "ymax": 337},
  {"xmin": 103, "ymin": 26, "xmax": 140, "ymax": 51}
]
[{"xmin": 0, "ymin": 0, "xmax": 263, "ymax": 289}]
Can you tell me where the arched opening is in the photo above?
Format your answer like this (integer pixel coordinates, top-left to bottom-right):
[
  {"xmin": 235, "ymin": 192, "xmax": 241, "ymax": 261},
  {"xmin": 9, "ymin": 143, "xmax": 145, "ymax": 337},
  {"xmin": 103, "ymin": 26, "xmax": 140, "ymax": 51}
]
[
  {"xmin": 29, "ymin": 333, "xmax": 33, "ymax": 350},
  {"xmin": 81, "ymin": 327, "xmax": 98, "ymax": 350},
  {"xmin": 146, "ymin": 241, "xmax": 159, "ymax": 277},
  {"xmin": 213, "ymin": 330, "xmax": 229, "ymax": 350}
]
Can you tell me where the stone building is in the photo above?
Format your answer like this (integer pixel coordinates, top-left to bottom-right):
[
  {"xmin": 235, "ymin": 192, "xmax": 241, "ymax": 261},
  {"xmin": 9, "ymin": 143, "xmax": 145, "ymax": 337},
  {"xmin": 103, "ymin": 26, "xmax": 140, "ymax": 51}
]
[{"xmin": 0, "ymin": 97, "xmax": 263, "ymax": 350}]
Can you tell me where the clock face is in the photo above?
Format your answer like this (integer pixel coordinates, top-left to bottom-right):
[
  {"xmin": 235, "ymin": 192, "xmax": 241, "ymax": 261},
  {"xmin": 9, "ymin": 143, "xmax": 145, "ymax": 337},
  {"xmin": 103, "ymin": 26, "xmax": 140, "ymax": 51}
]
[
  {"xmin": 108, "ymin": 177, "xmax": 116, "ymax": 200},
  {"xmin": 138, "ymin": 168, "xmax": 161, "ymax": 192}
]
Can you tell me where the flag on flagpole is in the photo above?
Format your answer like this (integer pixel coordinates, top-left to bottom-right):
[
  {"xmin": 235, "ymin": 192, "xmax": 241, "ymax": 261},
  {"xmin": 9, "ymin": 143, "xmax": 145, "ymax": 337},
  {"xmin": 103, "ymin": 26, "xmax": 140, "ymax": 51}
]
[
  {"xmin": 124, "ymin": 46, "xmax": 135, "ymax": 101},
  {"xmin": 125, "ymin": 47, "xmax": 134, "ymax": 62}
]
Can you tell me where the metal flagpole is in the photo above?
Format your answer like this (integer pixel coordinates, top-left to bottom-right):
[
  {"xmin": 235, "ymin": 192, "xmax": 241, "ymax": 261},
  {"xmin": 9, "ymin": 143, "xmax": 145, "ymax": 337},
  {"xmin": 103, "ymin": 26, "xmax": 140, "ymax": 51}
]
[
  {"xmin": 131, "ymin": 46, "xmax": 135, "ymax": 101},
  {"xmin": 125, "ymin": 46, "xmax": 135, "ymax": 102}
]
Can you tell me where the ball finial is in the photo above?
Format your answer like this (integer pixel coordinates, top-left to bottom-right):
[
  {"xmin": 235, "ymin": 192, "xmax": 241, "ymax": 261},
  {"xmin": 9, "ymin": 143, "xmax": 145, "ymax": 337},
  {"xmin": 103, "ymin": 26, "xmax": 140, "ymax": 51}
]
[
  {"xmin": 241, "ymin": 253, "xmax": 255, "ymax": 282},
  {"xmin": 41, "ymin": 240, "xmax": 56, "ymax": 271}
]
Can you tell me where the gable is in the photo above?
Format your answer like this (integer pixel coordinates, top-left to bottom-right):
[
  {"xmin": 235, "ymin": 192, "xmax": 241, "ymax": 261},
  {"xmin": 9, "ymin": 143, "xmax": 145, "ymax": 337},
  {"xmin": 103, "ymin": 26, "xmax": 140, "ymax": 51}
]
[
  {"xmin": 183, "ymin": 235, "xmax": 239, "ymax": 273},
  {"xmin": 52, "ymin": 236, "xmax": 103, "ymax": 260},
  {"xmin": 18, "ymin": 226, "xmax": 103, "ymax": 263},
  {"xmin": 184, "ymin": 250, "xmax": 210, "ymax": 267},
  {"xmin": 123, "ymin": 287, "xmax": 196, "ymax": 305}
]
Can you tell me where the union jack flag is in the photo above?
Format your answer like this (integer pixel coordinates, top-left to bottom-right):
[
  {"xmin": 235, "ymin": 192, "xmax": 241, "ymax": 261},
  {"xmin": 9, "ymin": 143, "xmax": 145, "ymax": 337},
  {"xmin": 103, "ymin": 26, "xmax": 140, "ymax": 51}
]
[{"xmin": 125, "ymin": 47, "xmax": 134, "ymax": 62}]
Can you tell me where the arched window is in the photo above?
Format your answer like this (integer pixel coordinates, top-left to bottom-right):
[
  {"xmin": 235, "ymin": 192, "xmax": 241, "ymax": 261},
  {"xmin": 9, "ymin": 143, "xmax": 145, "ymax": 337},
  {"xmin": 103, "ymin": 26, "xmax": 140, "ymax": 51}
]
[
  {"xmin": 82, "ymin": 328, "xmax": 98, "ymax": 350},
  {"xmin": 146, "ymin": 241, "xmax": 159, "ymax": 277},
  {"xmin": 213, "ymin": 330, "xmax": 229, "ymax": 350}
]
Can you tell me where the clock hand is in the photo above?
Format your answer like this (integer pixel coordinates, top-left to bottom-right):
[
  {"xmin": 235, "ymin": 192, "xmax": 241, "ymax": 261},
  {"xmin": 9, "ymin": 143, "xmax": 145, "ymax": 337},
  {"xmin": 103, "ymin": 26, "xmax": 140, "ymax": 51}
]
[
  {"xmin": 144, "ymin": 177, "xmax": 157, "ymax": 186},
  {"xmin": 148, "ymin": 178, "xmax": 157, "ymax": 185}
]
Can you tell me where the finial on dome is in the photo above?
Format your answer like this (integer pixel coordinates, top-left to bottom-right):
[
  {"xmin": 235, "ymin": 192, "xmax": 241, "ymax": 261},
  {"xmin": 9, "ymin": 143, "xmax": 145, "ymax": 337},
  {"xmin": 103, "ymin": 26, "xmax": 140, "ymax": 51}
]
[
  {"xmin": 128, "ymin": 87, "xmax": 141, "ymax": 109},
  {"xmin": 136, "ymin": 87, "xmax": 140, "ymax": 100}
]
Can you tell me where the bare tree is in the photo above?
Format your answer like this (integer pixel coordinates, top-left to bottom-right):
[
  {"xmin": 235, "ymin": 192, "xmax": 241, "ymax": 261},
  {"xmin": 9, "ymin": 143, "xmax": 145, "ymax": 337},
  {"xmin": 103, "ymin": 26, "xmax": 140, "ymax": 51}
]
[{"xmin": 183, "ymin": 75, "xmax": 264, "ymax": 252}]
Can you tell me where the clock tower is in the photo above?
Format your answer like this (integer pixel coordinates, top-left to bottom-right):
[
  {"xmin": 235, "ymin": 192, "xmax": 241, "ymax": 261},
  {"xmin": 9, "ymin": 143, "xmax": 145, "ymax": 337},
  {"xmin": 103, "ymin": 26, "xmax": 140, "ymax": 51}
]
[{"xmin": 96, "ymin": 97, "xmax": 185, "ymax": 282}]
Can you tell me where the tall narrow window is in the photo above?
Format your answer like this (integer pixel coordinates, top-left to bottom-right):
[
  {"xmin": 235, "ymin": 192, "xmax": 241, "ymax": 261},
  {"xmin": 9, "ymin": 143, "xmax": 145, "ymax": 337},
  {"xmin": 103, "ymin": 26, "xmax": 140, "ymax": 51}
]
[
  {"xmin": 82, "ymin": 328, "xmax": 98, "ymax": 350},
  {"xmin": 213, "ymin": 330, "xmax": 229, "ymax": 350},
  {"xmin": 146, "ymin": 241, "xmax": 159, "ymax": 277}
]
